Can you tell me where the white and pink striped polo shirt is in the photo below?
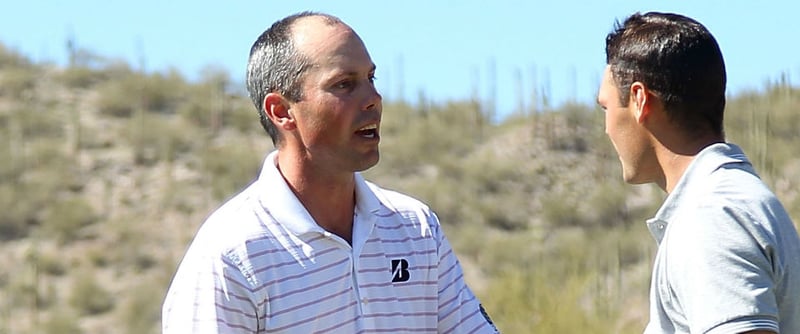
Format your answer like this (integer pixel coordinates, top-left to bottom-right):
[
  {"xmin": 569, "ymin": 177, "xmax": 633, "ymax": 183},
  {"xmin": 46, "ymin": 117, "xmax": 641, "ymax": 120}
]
[{"xmin": 162, "ymin": 151, "xmax": 498, "ymax": 333}]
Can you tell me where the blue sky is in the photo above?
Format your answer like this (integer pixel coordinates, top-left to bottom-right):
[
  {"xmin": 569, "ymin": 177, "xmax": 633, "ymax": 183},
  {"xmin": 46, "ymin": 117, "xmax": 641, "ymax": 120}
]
[{"xmin": 2, "ymin": 1, "xmax": 798, "ymax": 119}]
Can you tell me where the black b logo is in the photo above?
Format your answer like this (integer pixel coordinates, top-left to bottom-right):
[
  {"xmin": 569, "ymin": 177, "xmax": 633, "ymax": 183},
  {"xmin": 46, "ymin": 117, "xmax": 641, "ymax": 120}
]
[{"xmin": 391, "ymin": 259, "xmax": 410, "ymax": 282}]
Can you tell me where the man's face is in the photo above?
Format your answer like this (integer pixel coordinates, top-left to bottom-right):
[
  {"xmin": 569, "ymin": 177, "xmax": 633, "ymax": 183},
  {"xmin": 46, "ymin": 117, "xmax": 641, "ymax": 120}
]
[
  {"xmin": 288, "ymin": 18, "xmax": 382, "ymax": 173},
  {"xmin": 597, "ymin": 66, "xmax": 654, "ymax": 184}
]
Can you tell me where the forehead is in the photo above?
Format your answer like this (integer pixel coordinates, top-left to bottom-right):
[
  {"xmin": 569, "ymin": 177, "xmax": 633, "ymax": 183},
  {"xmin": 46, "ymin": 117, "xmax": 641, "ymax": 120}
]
[
  {"xmin": 291, "ymin": 17, "xmax": 371, "ymax": 69},
  {"xmin": 598, "ymin": 66, "xmax": 619, "ymax": 102}
]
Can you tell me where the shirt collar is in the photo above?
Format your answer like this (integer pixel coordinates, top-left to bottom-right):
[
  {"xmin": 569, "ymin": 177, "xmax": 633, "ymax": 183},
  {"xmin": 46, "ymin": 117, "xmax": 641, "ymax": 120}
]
[
  {"xmin": 646, "ymin": 142, "xmax": 750, "ymax": 243},
  {"xmin": 256, "ymin": 151, "xmax": 382, "ymax": 237},
  {"xmin": 354, "ymin": 172, "xmax": 383, "ymax": 217}
]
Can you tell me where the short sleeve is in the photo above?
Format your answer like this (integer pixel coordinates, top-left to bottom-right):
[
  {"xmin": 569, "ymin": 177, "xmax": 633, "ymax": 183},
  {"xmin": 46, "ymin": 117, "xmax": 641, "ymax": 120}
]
[
  {"xmin": 162, "ymin": 248, "xmax": 261, "ymax": 334},
  {"xmin": 667, "ymin": 204, "xmax": 780, "ymax": 333},
  {"xmin": 430, "ymin": 211, "xmax": 499, "ymax": 334}
]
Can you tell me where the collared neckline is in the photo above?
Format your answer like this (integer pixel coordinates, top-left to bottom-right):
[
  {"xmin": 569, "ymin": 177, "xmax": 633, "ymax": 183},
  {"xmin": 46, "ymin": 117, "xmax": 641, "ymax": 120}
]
[
  {"xmin": 645, "ymin": 142, "xmax": 750, "ymax": 243},
  {"xmin": 255, "ymin": 151, "xmax": 383, "ymax": 239}
]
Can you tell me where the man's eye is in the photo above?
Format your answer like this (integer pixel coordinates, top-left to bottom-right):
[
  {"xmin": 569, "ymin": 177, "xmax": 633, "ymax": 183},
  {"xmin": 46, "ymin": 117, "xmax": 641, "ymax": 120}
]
[
  {"xmin": 368, "ymin": 75, "xmax": 377, "ymax": 83},
  {"xmin": 335, "ymin": 80, "xmax": 353, "ymax": 89}
]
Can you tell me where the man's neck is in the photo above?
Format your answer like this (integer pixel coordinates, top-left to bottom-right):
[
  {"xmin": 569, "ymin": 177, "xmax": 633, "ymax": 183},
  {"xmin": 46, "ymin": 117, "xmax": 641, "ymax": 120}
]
[
  {"xmin": 658, "ymin": 134, "xmax": 724, "ymax": 194},
  {"xmin": 276, "ymin": 152, "xmax": 356, "ymax": 244}
]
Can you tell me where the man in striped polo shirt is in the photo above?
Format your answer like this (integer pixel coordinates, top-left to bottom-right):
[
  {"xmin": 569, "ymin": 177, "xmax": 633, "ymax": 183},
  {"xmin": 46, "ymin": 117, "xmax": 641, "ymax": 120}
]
[{"xmin": 162, "ymin": 11, "xmax": 498, "ymax": 333}]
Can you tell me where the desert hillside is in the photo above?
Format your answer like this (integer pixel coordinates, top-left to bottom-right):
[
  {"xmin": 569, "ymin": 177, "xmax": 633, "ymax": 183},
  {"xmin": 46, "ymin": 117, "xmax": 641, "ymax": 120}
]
[{"xmin": 1, "ymin": 44, "xmax": 799, "ymax": 333}]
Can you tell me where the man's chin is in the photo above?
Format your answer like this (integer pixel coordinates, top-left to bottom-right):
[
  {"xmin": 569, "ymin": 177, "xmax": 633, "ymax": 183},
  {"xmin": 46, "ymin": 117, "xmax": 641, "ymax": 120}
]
[
  {"xmin": 355, "ymin": 153, "xmax": 379, "ymax": 172},
  {"xmin": 623, "ymin": 172, "xmax": 651, "ymax": 185},
  {"xmin": 622, "ymin": 169, "xmax": 644, "ymax": 185}
]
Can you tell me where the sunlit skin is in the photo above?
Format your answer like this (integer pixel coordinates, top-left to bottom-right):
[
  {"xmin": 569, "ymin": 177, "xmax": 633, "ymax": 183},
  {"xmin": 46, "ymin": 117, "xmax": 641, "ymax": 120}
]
[
  {"xmin": 599, "ymin": 66, "xmax": 774, "ymax": 334},
  {"xmin": 597, "ymin": 65, "xmax": 726, "ymax": 194},
  {"xmin": 262, "ymin": 16, "xmax": 382, "ymax": 243},
  {"xmin": 597, "ymin": 66, "xmax": 663, "ymax": 187}
]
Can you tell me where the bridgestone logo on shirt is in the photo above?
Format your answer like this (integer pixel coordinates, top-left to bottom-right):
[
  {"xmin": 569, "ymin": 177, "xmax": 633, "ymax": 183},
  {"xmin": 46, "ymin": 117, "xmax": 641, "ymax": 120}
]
[{"xmin": 391, "ymin": 259, "xmax": 410, "ymax": 282}]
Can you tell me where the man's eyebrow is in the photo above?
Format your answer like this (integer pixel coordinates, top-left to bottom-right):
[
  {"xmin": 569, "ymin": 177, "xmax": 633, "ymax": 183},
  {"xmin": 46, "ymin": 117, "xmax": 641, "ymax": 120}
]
[{"xmin": 336, "ymin": 64, "xmax": 377, "ymax": 76}]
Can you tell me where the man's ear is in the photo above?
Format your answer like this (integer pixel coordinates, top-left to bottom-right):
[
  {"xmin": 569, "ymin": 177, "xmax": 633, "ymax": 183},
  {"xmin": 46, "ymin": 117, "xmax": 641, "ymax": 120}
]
[
  {"xmin": 629, "ymin": 82, "xmax": 650, "ymax": 124},
  {"xmin": 263, "ymin": 93, "xmax": 296, "ymax": 130}
]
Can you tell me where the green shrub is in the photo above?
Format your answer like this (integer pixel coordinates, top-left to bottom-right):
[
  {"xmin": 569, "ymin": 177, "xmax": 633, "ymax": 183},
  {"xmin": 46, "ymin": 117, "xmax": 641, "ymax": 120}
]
[
  {"xmin": 0, "ymin": 67, "xmax": 38, "ymax": 97},
  {"xmin": 202, "ymin": 142, "xmax": 262, "ymax": 201},
  {"xmin": 177, "ymin": 83, "xmax": 244, "ymax": 132},
  {"xmin": 478, "ymin": 227, "xmax": 650, "ymax": 333},
  {"xmin": 87, "ymin": 246, "xmax": 111, "ymax": 268},
  {"xmin": 540, "ymin": 191, "xmax": 584, "ymax": 227},
  {"xmin": 11, "ymin": 107, "xmax": 64, "ymax": 140},
  {"xmin": 40, "ymin": 310, "xmax": 83, "ymax": 334},
  {"xmin": 1, "ymin": 152, "xmax": 81, "ymax": 226},
  {"xmin": 0, "ymin": 43, "xmax": 32, "ymax": 68},
  {"xmin": 0, "ymin": 188, "xmax": 31, "ymax": 239},
  {"xmin": 227, "ymin": 100, "xmax": 260, "ymax": 133},
  {"xmin": 59, "ymin": 66, "xmax": 105, "ymax": 89},
  {"xmin": 36, "ymin": 252, "xmax": 68, "ymax": 277},
  {"xmin": 69, "ymin": 270, "xmax": 114, "ymax": 315},
  {"xmin": 120, "ymin": 279, "xmax": 164, "ymax": 334},
  {"xmin": 57, "ymin": 59, "xmax": 135, "ymax": 88},
  {"xmin": 0, "ymin": 157, "xmax": 79, "ymax": 242},
  {"xmin": 6, "ymin": 273, "xmax": 38, "ymax": 308},
  {"xmin": 96, "ymin": 71, "xmax": 187, "ymax": 118},
  {"xmin": 40, "ymin": 197, "xmax": 97, "ymax": 244},
  {"xmin": 585, "ymin": 181, "xmax": 630, "ymax": 227},
  {"xmin": 127, "ymin": 113, "xmax": 197, "ymax": 165}
]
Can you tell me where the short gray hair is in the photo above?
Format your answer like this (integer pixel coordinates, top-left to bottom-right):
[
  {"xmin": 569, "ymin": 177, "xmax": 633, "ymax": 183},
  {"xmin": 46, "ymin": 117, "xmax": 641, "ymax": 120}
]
[{"xmin": 245, "ymin": 11, "xmax": 344, "ymax": 145}]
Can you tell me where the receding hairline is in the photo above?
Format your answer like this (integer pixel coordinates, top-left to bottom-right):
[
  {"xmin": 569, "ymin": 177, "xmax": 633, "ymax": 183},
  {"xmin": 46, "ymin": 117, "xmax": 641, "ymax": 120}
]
[
  {"xmin": 289, "ymin": 13, "xmax": 349, "ymax": 35},
  {"xmin": 287, "ymin": 14, "xmax": 360, "ymax": 63},
  {"xmin": 301, "ymin": 12, "xmax": 344, "ymax": 24}
]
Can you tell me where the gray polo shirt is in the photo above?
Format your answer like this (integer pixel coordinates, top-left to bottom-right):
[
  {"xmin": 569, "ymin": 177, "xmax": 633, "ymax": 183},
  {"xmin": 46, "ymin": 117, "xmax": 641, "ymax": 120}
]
[{"xmin": 644, "ymin": 143, "xmax": 800, "ymax": 334}]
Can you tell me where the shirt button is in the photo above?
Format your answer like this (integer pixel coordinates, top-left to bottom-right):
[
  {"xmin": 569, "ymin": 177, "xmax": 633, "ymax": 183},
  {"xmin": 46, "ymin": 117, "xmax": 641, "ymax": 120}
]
[{"xmin": 361, "ymin": 298, "xmax": 368, "ymax": 305}]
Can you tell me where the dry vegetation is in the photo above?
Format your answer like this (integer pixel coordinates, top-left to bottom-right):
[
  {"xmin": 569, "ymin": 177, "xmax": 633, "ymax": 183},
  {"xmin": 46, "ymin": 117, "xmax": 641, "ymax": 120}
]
[{"xmin": 1, "ymin": 43, "xmax": 798, "ymax": 333}]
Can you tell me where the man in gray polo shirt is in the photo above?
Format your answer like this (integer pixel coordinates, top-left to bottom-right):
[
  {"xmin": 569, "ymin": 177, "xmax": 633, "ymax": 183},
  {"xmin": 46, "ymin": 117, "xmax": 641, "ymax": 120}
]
[{"xmin": 597, "ymin": 12, "xmax": 800, "ymax": 333}]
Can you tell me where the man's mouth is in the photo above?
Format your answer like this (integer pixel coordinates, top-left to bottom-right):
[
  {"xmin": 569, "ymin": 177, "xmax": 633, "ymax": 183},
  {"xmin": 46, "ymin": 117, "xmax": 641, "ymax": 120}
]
[{"xmin": 355, "ymin": 124, "xmax": 378, "ymax": 138}]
